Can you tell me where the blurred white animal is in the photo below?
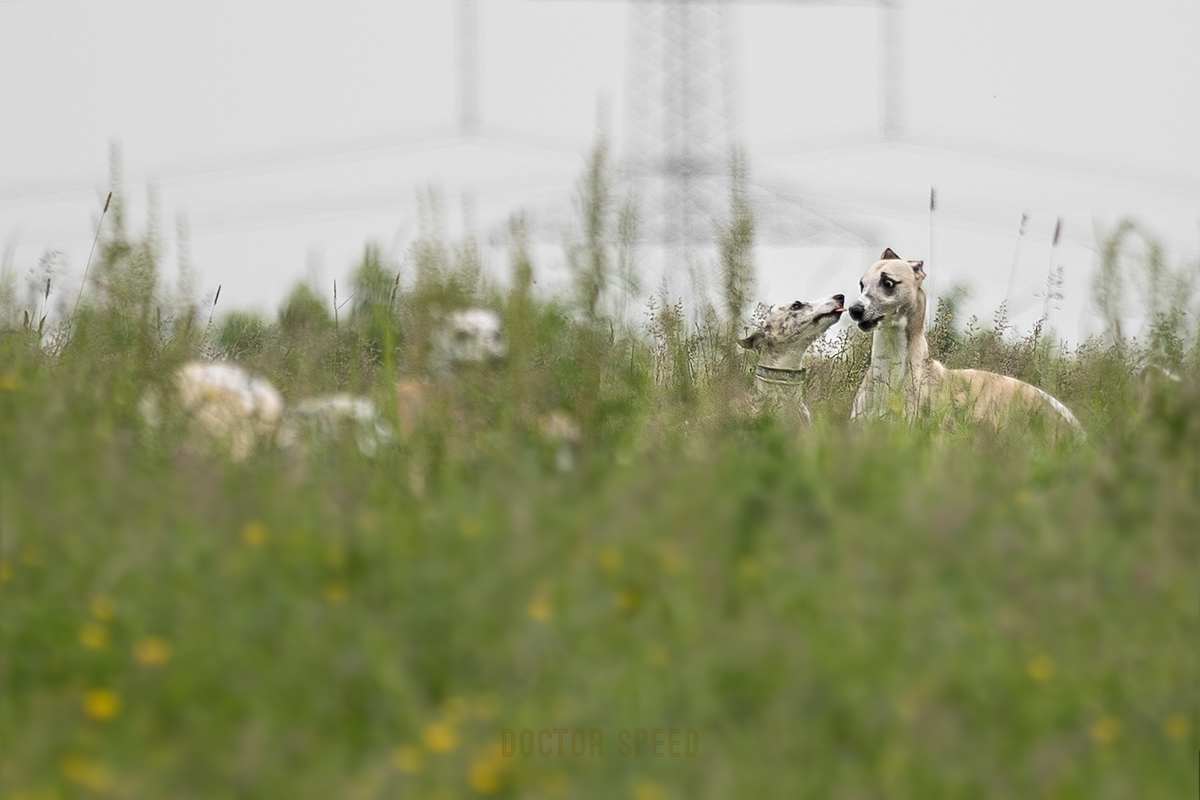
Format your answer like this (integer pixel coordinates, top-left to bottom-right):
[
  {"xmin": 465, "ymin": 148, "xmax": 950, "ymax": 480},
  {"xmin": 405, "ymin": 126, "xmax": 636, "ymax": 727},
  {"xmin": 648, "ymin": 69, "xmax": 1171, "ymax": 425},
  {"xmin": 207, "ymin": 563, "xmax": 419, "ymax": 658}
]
[
  {"xmin": 145, "ymin": 361, "xmax": 285, "ymax": 461},
  {"xmin": 1138, "ymin": 363, "xmax": 1185, "ymax": 417},
  {"xmin": 430, "ymin": 309, "xmax": 506, "ymax": 373},
  {"xmin": 398, "ymin": 308, "xmax": 507, "ymax": 435},
  {"xmin": 278, "ymin": 393, "xmax": 394, "ymax": 456},
  {"xmin": 1140, "ymin": 363, "xmax": 1183, "ymax": 388}
]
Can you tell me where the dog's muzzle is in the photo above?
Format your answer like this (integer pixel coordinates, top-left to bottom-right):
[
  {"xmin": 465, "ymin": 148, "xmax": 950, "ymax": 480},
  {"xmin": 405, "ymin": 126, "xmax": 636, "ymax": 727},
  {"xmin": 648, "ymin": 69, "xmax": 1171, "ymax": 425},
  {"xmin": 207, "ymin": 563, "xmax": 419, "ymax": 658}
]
[
  {"xmin": 848, "ymin": 303, "xmax": 881, "ymax": 331},
  {"xmin": 815, "ymin": 298, "xmax": 847, "ymax": 324}
]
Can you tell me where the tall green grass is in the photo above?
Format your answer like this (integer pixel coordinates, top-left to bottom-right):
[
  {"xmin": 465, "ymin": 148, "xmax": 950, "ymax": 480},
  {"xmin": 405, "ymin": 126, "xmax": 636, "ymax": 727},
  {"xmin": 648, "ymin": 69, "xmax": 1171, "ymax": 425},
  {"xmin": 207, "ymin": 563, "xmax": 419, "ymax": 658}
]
[{"xmin": 0, "ymin": 149, "xmax": 1196, "ymax": 799}]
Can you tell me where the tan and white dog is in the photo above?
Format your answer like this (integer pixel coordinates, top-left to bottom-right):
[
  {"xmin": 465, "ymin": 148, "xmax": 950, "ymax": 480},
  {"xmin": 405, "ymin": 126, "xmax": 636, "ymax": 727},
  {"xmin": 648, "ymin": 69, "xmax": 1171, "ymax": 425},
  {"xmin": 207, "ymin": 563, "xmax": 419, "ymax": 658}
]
[
  {"xmin": 847, "ymin": 249, "xmax": 1083, "ymax": 434},
  {"xmin": 737, "ymin": 294, "xmax": 847, "ymax": 425}
]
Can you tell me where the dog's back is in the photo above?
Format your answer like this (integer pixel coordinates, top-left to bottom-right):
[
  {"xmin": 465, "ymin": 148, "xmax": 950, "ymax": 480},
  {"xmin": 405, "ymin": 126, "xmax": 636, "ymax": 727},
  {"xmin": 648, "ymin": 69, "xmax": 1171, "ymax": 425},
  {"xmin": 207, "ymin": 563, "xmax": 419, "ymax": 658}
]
[{"xmin": 926, "ymin": 362, "xmax": 1083, "ymax": 435}]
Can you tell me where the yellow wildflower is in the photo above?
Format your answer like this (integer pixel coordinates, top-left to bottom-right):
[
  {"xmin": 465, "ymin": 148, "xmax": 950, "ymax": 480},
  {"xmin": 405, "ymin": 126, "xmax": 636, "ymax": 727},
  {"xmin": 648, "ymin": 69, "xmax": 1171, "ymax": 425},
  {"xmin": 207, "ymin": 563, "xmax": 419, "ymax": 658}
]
[
  {"xmin": 83, "ymin": 690, "xmax": 121, "ymax": 721},
  {"xmin": 468, "ymin": 761, "xmax": 501, "ymax": 794},
  {"xmin": 135, "ymin": 637, "xmax": 172, "ymax": 668},
  {"xmin": 90, "ymin": 595, "xmax": 116, "ymax": 621},
  {"xmin": 1163, "ymin": 713, "xmax": 1191, "ymax": 741},
  {"xmin": 0, "ymin": 371, "xmax": 19, "ymax": 392},
  {"xmin": 0, "ymin": 560, "xmax": 10, "ymax": 583},
  {"xmin": 322, "ymin": 583, "xmax": 347, "ymax": 604},
  {"xmin": 467, "ymin": 745, "xmax": 506, "ymax": 795},
  {"xmin": 240, "ymin": 521, "xmax": 268, "ymax": 547},
  {"xmin": 526, "ymin": 593, "xmax": 553, "ymax": 622},
  {"xmin": 635, "ymin": 780, "xmax": 666, "ymax": 800},
  {"xmin": 423, "ymin": 722, "xmax": 459, "ymax": 754},
  {"xmin": 616, "ymin": 588, "xmax": 641, "ymax": 613},
  {"xmin": 393, "ymin": 745, "xmax": 424, "ymax": 774},
  {"xmin": 1027, "ymin": 654, "xmax": 1055, "ymax": 683},
  {"xmin": 1089, "ymin": 716, "xmax": 1120, "ymax": 745},
  {"xmin": 79, "ymin": 623, "xmax": 108, "ymax": 650},
  {"xmin": 598, "ymin": 546, "xmax": 621, "ymax": 572},
  {"xmin": 60, "ymin": 754, "xmax": 111, "ymax": 791}
]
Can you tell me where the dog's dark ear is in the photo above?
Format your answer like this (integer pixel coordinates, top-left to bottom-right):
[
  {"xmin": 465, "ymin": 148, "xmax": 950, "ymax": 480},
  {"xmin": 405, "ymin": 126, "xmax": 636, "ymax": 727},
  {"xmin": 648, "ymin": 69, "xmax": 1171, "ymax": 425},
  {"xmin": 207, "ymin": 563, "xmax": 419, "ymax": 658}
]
[
  {"xmin": 910, "ymin": 260, "xmax": 925, "ymax": 276},
  {"xmin": 881, "ymin": 247, "xmax": 901, "ymax": 260},
  {"xmin": 737, "ymin": 329, "xmax": 765, "ymax": 351}
]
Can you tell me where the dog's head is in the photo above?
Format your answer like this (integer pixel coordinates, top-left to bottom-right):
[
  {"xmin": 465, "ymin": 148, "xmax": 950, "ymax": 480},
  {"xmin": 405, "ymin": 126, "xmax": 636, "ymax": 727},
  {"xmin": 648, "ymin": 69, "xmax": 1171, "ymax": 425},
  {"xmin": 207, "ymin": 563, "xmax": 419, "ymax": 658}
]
[
  {"xmin": 737, "ymin": 294, "xmax": 846, "ymax": 355},
  {"xmin": 435, "ymin": 309, "xmax": 507, "ymax": 366},
  {"xmin": 848, "ymin": 248, "xmax": 925, "ymax": 332}
]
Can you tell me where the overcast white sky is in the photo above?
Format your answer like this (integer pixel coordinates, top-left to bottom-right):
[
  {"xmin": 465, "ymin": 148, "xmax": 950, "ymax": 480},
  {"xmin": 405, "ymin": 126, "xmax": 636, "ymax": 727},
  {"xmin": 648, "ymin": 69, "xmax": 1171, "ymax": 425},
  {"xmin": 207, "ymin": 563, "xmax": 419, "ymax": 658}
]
[{"xmin": 2, "ymin": 0, "xmax": 1198, "ymax": 342}]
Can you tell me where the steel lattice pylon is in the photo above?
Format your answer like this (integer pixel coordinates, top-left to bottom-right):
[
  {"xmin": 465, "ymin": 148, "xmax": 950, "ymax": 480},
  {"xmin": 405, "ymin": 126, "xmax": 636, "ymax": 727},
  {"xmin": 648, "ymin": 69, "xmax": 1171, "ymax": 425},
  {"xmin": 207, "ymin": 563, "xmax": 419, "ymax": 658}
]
[
  {"xmin": 459, "ymin": 0, "xmax": 894, "ymax": 309},
  {"xmin": 621, "ymin": 0, "xmax": 887, "ymax": 309},
  {"xmin": 624, "ymin": 1, "xmax": 735, "ymax": 304}
]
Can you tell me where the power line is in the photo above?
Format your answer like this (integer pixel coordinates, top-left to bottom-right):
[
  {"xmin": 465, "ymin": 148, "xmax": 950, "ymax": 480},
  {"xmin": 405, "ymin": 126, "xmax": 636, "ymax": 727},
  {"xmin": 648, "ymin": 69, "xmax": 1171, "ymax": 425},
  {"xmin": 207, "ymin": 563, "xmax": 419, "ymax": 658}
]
[{"xmin": 0, "ymin": 129, "xmax": 588, "ymax": 210}]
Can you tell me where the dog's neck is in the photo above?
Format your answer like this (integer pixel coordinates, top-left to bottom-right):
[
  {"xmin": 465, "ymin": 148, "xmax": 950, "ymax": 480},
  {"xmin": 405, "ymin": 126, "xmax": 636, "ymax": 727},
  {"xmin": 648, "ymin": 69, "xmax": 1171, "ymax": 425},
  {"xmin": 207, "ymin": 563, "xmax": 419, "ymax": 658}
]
[
  {"xmin": 755, "ymin": 339, "xmax": 810, "ymax": 372},
  {"xmin": 751, "ymin": 340, "xmax": 812, "ymax": 423},
  {"xmin": 754, "ymin": 340, "xmax": 811, "ymax": 391},
  {"xmin": 865, "ymin": 291, "xmax": 930, "ymax": 410}
]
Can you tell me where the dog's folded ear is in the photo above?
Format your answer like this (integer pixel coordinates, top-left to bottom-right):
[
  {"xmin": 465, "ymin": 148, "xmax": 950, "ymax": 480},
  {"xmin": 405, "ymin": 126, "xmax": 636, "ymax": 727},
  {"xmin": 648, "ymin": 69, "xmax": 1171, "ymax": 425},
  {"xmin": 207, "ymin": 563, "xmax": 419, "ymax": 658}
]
[
  {"xmin": 881, "ymin": 247, "xmax": 901, "ymax": 260},
  {"xmin": 746, "ymin": 302, "xmax": 771, "ymax": 331},
  {"xmin": 737, "ymin": 329, "xmax": 765, "ymax": 351},
  {"xmin": 910, "ymin": 260, "xmax": 925, "ymax": 276}
]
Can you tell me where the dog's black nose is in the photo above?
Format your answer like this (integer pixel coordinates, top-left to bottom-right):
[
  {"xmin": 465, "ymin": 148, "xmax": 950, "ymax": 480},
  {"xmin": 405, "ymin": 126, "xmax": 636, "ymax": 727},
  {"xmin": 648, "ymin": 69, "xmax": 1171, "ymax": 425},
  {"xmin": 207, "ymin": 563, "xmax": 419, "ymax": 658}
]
[
  {"xmin": 848, "ymin": 303, "xmax": 865, "ymax": 321},
  {"xmin": 833, "ymin": 294, "xmax": 845, "ymax": 306}
]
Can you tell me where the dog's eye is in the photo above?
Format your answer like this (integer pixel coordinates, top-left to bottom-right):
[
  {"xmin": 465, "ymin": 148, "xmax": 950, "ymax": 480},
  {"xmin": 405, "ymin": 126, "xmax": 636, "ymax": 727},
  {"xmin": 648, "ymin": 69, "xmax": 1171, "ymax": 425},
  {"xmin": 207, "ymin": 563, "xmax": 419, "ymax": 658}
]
[
  {"xmin": 881, "ymin": 278, "xmax": 895, "ymax": 291},
  {"xmin": 790, "ymin": 301, "xmax": 806, "ymax": 311},
  {"xmin": 858, "ymin": 281, "xmax": 864, "ymax": 292}
]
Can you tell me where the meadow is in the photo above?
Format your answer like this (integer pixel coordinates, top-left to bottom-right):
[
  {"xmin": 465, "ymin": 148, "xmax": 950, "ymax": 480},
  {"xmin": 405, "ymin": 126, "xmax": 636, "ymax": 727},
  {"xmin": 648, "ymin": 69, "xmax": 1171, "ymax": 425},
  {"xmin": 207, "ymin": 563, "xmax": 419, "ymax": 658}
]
[{"xmin": 1, "ymin": 150, "xmax": 1196, "ymax": 799}]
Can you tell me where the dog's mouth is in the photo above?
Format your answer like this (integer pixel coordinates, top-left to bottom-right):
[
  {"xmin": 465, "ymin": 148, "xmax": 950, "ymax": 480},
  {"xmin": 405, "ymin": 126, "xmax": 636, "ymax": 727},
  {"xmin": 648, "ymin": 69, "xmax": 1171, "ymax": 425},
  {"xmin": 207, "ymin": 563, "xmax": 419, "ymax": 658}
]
[
  {"xmin": 815, "ymin": 307, "xmax": 846, "ymax": 325},
  {"xmin": 857, "ymin": 316, "xmax": 882, "ymax": 332}
]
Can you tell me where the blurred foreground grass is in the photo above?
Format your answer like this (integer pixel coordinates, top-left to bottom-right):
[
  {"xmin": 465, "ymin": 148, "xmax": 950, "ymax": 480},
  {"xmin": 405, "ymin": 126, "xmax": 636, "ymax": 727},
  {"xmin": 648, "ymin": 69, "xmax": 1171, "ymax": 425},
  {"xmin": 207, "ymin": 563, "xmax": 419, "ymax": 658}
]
[{"xmin": 1, "ymin": 161, "xmax": 1197, "ymax": 798}]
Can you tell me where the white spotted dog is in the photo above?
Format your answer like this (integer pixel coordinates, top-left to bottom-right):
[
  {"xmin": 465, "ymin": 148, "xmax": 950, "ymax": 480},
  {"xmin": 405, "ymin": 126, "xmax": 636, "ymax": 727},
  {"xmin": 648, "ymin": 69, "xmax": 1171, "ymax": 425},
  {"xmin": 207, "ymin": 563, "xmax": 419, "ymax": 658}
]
[
  {"xmin": 737, "ymin": 294, "xmax": 847, "ymax": 425},
  {"xmin": 848, "ymin": 248, "xmax": 1083, "ymax": 436}
]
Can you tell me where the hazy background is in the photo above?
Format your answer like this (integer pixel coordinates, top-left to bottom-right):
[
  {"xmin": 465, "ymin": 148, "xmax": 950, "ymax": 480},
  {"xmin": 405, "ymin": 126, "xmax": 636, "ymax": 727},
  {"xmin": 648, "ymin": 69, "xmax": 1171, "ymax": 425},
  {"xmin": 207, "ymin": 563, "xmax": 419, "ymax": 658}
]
[{"xmin": 3, "ymin": 0, "xmax": 1198, "ymax": 344}]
